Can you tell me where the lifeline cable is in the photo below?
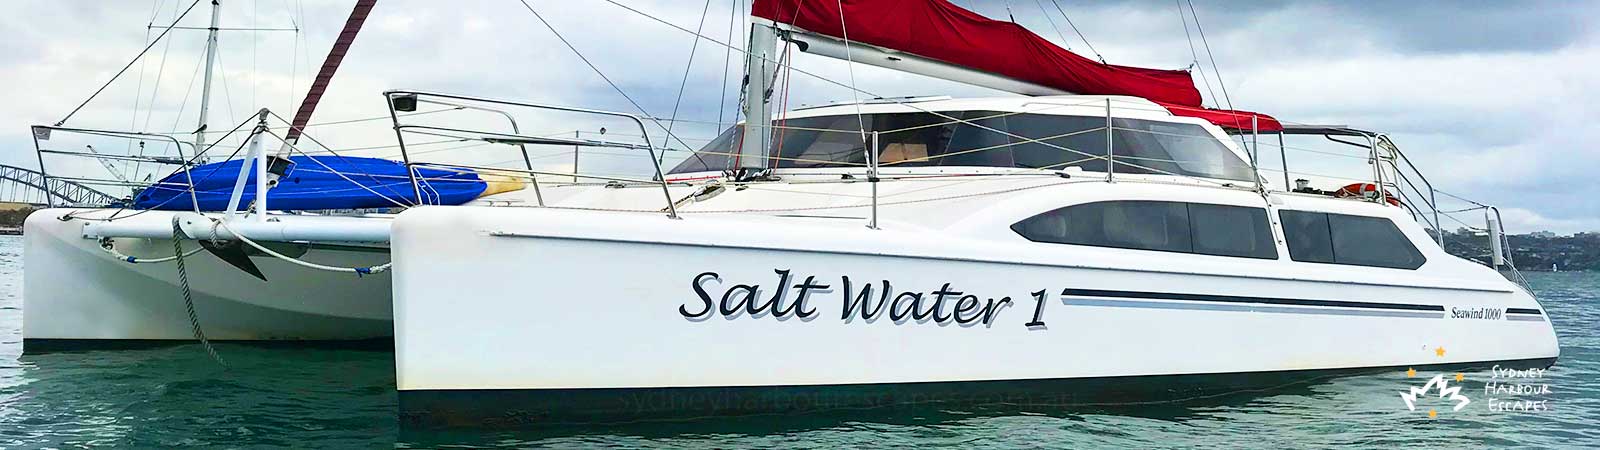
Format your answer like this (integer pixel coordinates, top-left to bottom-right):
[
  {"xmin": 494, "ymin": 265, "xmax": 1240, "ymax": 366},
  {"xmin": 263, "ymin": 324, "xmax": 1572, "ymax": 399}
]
[
  {"xmin": 55, "ymin": 0, "xmax": 205, "ymax": 126},
  {"xmin": 172, "ymin": 216, "xmax": 226, "ymax": 367}
]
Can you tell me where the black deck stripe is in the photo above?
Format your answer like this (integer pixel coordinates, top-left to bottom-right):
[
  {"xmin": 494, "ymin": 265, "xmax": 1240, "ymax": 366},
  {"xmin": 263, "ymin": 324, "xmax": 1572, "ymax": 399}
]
[
  {"xmin": 1060, "ymin": 288, "xmax": 1444, "ymax": 312},
  {"xmin": 1506, "ymin": 308, "xmax": 1543, "ymax": 315}
]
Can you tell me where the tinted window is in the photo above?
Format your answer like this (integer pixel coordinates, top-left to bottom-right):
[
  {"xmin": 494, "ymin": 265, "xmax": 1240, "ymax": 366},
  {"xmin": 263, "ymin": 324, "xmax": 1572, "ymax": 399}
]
[
  {"xmin": 1328, "ymin": 213, "xmax": 1427, "ymax": 269},
  {"xmin": 1279, "ymin": 210, "xmax": 1425, "ymax": 269},
  {"xmin": 1112, "ymin": 119, "xmax": 1256, "ymax": 181},
  {"xmin": 667, "ymin": 125, "xmax": 741, "ymax": 173},
  {"xmin": 1005, "ymin": 114, "xmax": 1110, "ymax": 171},
  {"xmin": 933, "ymin": 113, "xmax": 1014, "ymax": 167},
  {"xmin": 1189, "ymin": 203, "xmax": 1278, "ymax": 259},
  {"xmin": 770, "ymin": 113, "xmax": 958, "ymax": 169},
  {"xmin": 1013, "ymin": 201, "xmax": 1191, "ymax": 253},
  {"xmin": 775, "ymin": 115, "xmax": 870, "ymax": 168},
  {"xmin": 671, "ymin": 111, "xmax": 1257, "ymax": 181},
  {"xmin": 1013, "ymin": 201, "xmax": 1277, "ymax": 260},
  {"xmin": 1280, "ymin": 210, "xmax": 1335, "ymax": 263}
]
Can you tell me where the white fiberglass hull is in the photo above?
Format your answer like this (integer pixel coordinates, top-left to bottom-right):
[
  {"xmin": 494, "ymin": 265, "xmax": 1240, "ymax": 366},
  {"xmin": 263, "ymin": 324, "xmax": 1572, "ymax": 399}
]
[
  {"xmin": 391, "ymin": 206, "xmax": 1559, "ymax": 427},
  {"xmin": 23, "ymin": 209, "xmax": 393, "ymax": 350}
]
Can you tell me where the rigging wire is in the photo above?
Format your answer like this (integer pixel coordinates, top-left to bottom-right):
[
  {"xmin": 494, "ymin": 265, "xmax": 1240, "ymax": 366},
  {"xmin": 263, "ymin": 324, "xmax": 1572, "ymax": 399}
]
[
  {"xmin": 126, "ymin": 3, "xmax": 161, "ymax": 149},
  {"xmin": 167, "ymin": 45, "xmax": 210, "ymax": 141},
  {"xmin": 661, "ymin": 0, "xmax": 717, "ymax": 162},
  {"xmin": 55, "ymin": 0, "xmax": 204, "ymax": 126},
  {"xmin": 263, "ymin": 130, "xmax": 414, "ymax": 209},
  {"xmin": 1175, "ymin": 0, "xmax": 1220, "ymax": 109},
  {"xmin": 598, "ymin": 0, "xmax": 1232, "ymax": 188},
  {"xmin": 215, "ymin": 51, "xmax": 241, "ymax": 132},
  {"xmin": 716, "ymin": 0, "xmax": 738, "ymax": 129},
  {"xmin": 1048, "ymin": 0, "xmax": 1103, "ymax": 63},
  {"xmin": 513, "ymin": 0, "xmax": 699, "ymax": 154},
  {"xmin": 126, "ymin": 0, "xmax": 167, "ymax": 182},
  {"xmin": 170, "ymin": 107, "xmax": 464, "ymax": 136},
  {"xmin": 1184, "ymin": 0, "xmax": 1233, "ymax": 111},
  {"xmin": 770, "ymin": 44, "xmax": 795, "ymax": 170},
  {"xmin": 252, "ymin": 0, "xmax": 259, "ymax": 111},
  {"xmin": 1030, "ymin": 0, "xmax": 1072, "ymax": 50},
  {"xmin": 833, "ymin": 0, "xmax": 869, "ymax": 148},
  {"xmin": 289, "ymin": 0, "xmax": 300, "ymax": 117},
  {"xmin": 140, "ymin": 0, "xmax": 183, "ymax": 135},
  {"xmin": 1435, "ymin": 187, "xmax": 1491, "ymax": 209}
]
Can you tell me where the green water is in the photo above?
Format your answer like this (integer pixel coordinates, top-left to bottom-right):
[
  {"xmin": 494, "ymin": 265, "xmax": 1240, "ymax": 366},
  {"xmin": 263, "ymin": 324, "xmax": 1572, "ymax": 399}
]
[{"xmin": 1, "ymin": 235, "xmax": 1596, "ymax": 448}]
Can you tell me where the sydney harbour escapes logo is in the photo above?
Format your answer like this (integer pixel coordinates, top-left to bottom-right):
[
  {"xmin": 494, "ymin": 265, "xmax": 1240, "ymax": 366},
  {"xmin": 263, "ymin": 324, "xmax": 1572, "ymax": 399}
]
[
  {"xmin": 1399, "ymin": 345, "xmax": 1554, "ymax": 418},
  {"xmin": 1400, "ymin": 371, "xmax": 1470, "ymax": 418}
]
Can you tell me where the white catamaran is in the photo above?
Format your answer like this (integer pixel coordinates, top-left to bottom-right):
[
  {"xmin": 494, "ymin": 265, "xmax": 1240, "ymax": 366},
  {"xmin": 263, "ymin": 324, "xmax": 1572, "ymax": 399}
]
[{"xmin": 23, "ymin": 0, "xmax": 1555, "ymax": 427}]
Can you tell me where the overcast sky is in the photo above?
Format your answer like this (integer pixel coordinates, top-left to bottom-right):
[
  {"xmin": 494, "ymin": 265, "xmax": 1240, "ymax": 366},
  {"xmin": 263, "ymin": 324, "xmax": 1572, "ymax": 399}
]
[{"xmin": 2, "ymin": 0, "xmax": 1596, "ymax": 233}]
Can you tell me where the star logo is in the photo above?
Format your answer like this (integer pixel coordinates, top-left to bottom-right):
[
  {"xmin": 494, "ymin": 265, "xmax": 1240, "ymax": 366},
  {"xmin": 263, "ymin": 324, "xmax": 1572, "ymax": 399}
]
[
  {"xmin": 1406, "ymin": 367, "xmax": 1417, "ymax": 378},
  {"xmin": 1435, "ymin": 346, "xmax": 1446, "ymax": 357},
  {"xmin": 1428, "ymin": 409, "xmax": 1438, "ymax": 419},
  {"xmin": 1455, "ymin": 373, "xmax": 1465, "ymax": 382}
]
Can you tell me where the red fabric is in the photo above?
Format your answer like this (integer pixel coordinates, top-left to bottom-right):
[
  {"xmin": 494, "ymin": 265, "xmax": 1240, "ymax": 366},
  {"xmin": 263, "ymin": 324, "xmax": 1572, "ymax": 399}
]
[
  {"xmin": 753, "ymin": 0, "xmax": 1201, "ymax": 106},
  {"xmin": 752, "ymin": 0, "xmax": 1282, "ymax": 131},
  {"xmin": 1158, "ymin": 102, "xmax": 1283, "ymax": 132}
]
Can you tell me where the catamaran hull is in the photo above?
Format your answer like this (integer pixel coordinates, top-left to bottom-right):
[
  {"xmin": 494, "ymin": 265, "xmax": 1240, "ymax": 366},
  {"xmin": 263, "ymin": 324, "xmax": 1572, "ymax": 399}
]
[
  {"xmin": 390, "ymin": 206, "xmax": 1560, "ymax": 428},
  {"xmin": 22, "ymin": 209, "xmax": 393, "ymax": 351}
]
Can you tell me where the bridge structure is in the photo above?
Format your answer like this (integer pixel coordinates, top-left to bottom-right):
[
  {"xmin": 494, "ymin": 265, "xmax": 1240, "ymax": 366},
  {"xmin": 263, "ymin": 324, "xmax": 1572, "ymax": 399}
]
[{"xmin": 0, "ymin": 163, "xmax": 120, "ymax": 207}]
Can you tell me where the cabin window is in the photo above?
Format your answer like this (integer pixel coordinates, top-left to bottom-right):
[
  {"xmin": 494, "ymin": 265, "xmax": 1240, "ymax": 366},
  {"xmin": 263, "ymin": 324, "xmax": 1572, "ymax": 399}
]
[
  {"xmin": 1005, "ymin": 114, "xmax": 1110, "ymax": 172},
  {"xmin": 1279, "ymin": 210, "xmax": 1426, "ymax": 269},
  {"xmin": 1188, "ymin": 203, "xmax": 1278, "ymax": 259},
  {"xmin": 931, "ymin": 113, "xmax": 1014, "ymax": 167},
  {"xmin": 1012, "ymin": 201, "xmax": 1277, "ymax": 259},
  {"xmin": 667, "ymin": 111, "xmax": 1256, "ymax": 182},
  {"xmin": 1279, "ymin": 210, "xmax": 1335, "ymax": 263},
  {"xmin": 667, "ymin": 125, "xmax": 741, "ymax": 174}
]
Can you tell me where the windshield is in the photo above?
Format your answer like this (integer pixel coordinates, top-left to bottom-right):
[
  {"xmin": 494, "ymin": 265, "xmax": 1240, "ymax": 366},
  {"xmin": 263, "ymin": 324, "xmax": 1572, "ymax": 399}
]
[{"xmin": 667, "ymin": 111, "xmax": 1256, "ymax": 182}]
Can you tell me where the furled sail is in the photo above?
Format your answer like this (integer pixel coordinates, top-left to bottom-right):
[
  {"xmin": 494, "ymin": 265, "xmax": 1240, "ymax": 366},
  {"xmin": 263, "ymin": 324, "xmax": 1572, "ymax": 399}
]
[{"xmin": 751, "ymin": 0, "xmax": 1281, "ymax": 131}]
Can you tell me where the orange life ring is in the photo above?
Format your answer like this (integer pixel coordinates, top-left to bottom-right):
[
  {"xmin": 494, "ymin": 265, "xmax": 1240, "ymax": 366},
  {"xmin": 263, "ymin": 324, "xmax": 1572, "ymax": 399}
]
[{"xmin": 1335, "ymin": 183, "xmax": 1402, "ymax": 206}]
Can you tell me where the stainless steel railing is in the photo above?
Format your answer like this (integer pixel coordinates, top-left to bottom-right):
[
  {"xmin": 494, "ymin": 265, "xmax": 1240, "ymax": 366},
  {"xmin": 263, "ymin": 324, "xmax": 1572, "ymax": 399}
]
[
  {"xmin": 1264, "ymin": 125, "xmax": 1529, "ymax": 282},
  {"xmin": 382, "ymin": 90, "xmax": 680, "ymax": 219},
  {"xmin": 27, "ymin": 125, "xmax": 208, "ymax": 208}
]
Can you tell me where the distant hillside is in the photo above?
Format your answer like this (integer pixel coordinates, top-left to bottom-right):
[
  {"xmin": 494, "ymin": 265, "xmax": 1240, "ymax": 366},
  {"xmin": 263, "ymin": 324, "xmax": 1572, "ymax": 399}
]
[
  {"xmin": 0, "ymin": 205, "xmax": 34, "ymax": 230},
  {"xmin": 1440, "ymin": 229, "xmax": 1599, "ymax": 272}
]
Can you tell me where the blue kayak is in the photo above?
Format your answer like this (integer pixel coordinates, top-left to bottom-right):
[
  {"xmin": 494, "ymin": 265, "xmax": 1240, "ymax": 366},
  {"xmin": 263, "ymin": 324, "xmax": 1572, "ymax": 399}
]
[{"xmin": 133, "ymin": 155, "xmax": 488, "ymax": 211}]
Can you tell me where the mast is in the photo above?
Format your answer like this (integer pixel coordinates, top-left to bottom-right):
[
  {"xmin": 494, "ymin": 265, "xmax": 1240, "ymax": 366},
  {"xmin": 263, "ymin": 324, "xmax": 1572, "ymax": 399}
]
[
  {"xmin": 738, "ymin": 19, "xmax": 779, "ymax": 171},
  {"xmin": 194, "ymin": 0, "xmax": 222, "ymax": 160}
]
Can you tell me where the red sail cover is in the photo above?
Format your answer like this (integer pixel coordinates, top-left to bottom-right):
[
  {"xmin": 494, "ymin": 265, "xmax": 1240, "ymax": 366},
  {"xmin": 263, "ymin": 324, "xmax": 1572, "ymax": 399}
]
[
  {"xmin": 751, "ymin": 0, "xmax": 1281, "ymax": 131},
  {"xmin": 1159, "ymin": 102, "xmax": 1283, "ymax": 132}
]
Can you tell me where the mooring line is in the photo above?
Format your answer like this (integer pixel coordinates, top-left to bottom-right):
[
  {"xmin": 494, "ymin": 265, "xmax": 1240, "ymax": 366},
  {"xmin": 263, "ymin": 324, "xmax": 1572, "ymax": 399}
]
[{"xmin": 172, "ymin": 216, "xmax": 226, "ymax": 368}]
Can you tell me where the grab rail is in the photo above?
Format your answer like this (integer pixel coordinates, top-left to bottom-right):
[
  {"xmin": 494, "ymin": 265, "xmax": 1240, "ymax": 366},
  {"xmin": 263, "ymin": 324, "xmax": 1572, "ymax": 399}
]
[
  {"xmin": 28, "ymin": 125, "xmax": 206, "ymax": 208},
  {"xmin": 1265, "ymin": 126, "xmax": 1526, "ymax": 282},
  {"xmin": 382, "ymin": 90, "xmax": 680, "ymax": 219}
]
